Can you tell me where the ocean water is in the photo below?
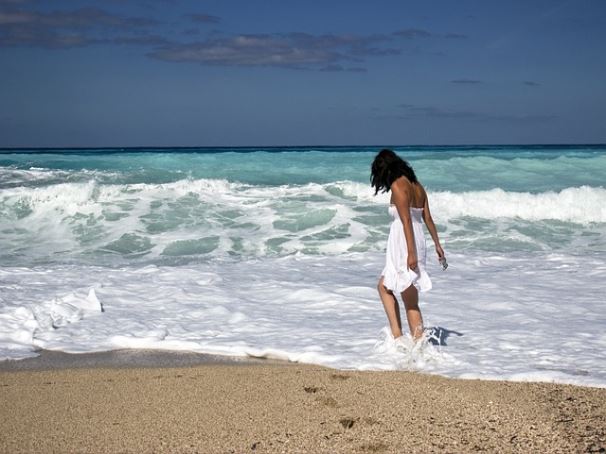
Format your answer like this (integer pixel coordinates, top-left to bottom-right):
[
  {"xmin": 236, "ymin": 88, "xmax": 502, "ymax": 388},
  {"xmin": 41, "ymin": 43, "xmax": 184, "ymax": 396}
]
[{"xmin": 1, "ymin": 145, "xmax": 605, "ymax": 387}]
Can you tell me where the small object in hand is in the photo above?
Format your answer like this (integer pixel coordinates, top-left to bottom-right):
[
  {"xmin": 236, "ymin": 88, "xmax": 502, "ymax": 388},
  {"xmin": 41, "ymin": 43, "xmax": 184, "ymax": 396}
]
[{"xmin": 439, "ymin": 257, "xmax": 448, "ymax": 270}]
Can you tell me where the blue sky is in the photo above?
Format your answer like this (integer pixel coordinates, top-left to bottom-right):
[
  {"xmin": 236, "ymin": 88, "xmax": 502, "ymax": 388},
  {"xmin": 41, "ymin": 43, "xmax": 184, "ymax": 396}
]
[{"xmin": 1, "ymin": 0, "xmax": 605, "ymax": 147}]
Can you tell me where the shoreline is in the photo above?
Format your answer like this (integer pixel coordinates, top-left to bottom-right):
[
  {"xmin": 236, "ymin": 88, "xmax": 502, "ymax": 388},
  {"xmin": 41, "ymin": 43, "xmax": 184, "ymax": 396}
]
[
  {"xmin": 2, "ymin": 349, "xmax": 605, "ymax": 390},
  {"xmin": 1, "ymin": 359, "xmax": 605, "ymax": 452},
  {"xmin": 0, "ymin": 349, "xmax": 276, "ymax": 372}
]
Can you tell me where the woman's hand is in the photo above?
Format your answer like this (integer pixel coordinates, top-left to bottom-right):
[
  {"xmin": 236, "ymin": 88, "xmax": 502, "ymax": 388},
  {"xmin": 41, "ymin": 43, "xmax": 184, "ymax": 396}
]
[
  {"xmin": 435, "ymin": 244, "xmax": 445, "ymax": 260},
  {"xmin": 407, "ymin": 253, "xmax": 418, "ymax": 271}
]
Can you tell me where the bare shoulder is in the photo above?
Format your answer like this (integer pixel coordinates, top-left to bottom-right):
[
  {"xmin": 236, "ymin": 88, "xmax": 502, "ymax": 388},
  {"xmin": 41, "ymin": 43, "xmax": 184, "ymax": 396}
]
[
  {"xmin": 390, "ymin": 176, "xmax": 411, "ymax": 195},
  {"xmin": 390, "ymin": 177, "xmax": 413, "ymax": 207}
]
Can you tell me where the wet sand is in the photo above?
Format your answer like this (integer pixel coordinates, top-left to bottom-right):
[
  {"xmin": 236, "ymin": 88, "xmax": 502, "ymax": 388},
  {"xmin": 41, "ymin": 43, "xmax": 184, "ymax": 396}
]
[
  {"xmin": 1, "ymin": 355, "xmax": 605, "ymax": 453},
  {"xmin": 0, "ymin": 349, "xmax": 268, "ymax": 372}
]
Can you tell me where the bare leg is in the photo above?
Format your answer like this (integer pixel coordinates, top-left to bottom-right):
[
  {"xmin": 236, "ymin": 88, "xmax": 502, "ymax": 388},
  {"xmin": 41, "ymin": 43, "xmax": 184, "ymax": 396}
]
[
  {"xmin": 377, "ymin": 277, "xmax": 403, "ymax": 338},
  {"xmin": 401, "ymin": 284, "xmax": 424, "ymax": 339}
]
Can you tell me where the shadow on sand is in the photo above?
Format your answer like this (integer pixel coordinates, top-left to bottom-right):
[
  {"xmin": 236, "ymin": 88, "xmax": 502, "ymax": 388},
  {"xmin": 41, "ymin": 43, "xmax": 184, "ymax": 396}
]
[{"xmin": 425, "ymin": 326, "xmax": 463, "ymax": 346}]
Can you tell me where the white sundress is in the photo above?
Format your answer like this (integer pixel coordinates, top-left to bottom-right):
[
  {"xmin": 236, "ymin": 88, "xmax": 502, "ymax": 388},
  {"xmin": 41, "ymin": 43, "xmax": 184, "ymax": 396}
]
[{"xmin": 381, "ymin": 204, "xmax": 432, "ymax": 293}]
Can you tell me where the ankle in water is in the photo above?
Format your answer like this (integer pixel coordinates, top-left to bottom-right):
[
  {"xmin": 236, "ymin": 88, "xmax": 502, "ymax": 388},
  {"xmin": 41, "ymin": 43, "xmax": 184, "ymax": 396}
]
[{"xmin": 412, "ymin": 324, "xmax": 424, "ymax": 339}]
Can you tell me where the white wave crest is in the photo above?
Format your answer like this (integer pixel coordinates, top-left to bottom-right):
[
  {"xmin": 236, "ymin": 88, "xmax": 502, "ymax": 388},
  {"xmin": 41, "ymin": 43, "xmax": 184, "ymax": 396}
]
[
  {"xmin": 5, "ymin": 178, "xmax": 605, "ymax": 224},
  {"xmin": 431, "ymin": 186, "xmax": 606, "ymax": 224},
  {"xmin": 333, "ymin": 182, "xmax": 606, "ymax": 224}
]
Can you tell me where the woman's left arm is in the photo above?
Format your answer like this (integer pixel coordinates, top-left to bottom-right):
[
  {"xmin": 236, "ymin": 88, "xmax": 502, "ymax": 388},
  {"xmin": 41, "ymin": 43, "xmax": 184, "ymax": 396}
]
[{"xmin": 421, "ymin": 188, "xmax": 445, "ymax": 260}]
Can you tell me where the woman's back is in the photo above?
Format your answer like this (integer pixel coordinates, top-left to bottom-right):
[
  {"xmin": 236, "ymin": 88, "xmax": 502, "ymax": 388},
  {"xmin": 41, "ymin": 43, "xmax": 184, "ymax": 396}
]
[
  {"xmin": 390, "ymin": 177, "xmax": 426, "ymax": 209},
  {"xmin": 409, "ymin": 181, "xmax": 426, "ymax": 209}
]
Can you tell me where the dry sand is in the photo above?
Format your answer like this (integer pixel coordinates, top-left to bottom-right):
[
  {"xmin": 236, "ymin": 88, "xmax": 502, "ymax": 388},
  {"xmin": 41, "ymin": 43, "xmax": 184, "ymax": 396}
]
[{"xmin": 1, "ymin": 362, "xmax": 605, "ymax": 453}]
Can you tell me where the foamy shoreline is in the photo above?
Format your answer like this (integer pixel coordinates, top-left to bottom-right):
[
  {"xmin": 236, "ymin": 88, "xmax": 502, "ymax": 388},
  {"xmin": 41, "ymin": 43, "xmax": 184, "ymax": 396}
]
[{"xmin": 2, "ymin": 251, "xmax": 605, "ymax": 388}]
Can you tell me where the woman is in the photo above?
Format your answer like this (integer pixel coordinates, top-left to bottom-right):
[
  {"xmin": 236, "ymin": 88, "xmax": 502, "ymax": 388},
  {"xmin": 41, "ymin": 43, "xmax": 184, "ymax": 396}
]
[{"xmin": 371, "ymin": 149, "xmax": 445, "ymax": 343}]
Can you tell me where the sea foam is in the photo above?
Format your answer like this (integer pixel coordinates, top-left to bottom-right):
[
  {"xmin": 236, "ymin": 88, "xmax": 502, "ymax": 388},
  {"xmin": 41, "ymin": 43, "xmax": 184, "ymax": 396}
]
[{"xmin": 0, "ymin": 252, "xmax": 605, "ymax": 387}]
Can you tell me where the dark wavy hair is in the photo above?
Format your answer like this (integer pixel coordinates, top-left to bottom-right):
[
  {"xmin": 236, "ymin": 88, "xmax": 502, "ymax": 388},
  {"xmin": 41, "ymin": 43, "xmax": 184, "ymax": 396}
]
[{"xmin": 370, "ymin": 149, "xmax": 418, "ymax": 195}]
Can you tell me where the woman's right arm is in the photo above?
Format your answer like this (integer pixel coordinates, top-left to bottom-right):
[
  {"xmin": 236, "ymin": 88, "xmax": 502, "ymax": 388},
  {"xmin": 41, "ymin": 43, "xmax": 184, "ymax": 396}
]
[
  {"xmin": 422, "ymin": 189, "xmax": 445, "ymax": 259},
  {"xmin": 392, "ymin": 180, "xmax": 418, "ymax": 270}
]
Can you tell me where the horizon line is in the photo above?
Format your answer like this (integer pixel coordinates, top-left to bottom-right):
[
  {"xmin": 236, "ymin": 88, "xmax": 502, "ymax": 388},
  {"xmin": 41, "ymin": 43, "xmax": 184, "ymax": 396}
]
[{"xmin": 1, "ymin": 143, "xmax": 605, "ymax": 152}]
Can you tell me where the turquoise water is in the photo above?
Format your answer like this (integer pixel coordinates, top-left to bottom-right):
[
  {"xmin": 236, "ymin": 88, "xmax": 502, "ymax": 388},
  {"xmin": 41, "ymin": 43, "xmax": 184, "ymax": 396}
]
[
  {"xmin": 1, "ymin": 145, "xmax": 605, "ymax": 266},
  {"xmin": 2, "ymin": 145, "xmax": 605, "ymax": 191}
]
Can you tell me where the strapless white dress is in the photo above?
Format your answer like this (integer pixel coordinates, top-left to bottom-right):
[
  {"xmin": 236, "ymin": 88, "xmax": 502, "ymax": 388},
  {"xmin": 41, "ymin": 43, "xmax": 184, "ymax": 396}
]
[{"xmin": 381, "ymin": 205, "xmax": 432, "ymax": 293}]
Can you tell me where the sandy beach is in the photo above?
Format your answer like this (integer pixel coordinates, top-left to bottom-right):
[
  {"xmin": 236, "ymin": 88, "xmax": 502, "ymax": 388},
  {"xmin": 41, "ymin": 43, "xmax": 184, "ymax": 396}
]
[{"xmin": 1, "ymin": 354, "xmax": 604, "ymax": 453}]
